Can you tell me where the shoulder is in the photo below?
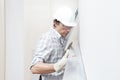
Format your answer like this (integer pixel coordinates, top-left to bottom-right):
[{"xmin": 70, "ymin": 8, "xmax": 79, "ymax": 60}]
[{"xmin": 38, "ymin": 30, "xmax": 53, "ymax": 43}]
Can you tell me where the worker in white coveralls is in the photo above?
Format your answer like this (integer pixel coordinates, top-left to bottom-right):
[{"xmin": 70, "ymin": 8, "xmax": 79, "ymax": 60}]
[{"xmin": 30, "ymin": 6, "xmax": 76, "ymax": 80}]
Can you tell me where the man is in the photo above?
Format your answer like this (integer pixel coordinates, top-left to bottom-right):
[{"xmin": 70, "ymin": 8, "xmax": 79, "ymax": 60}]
[{"xmin": 30, "ymin": 6, "xmax": 76, "ymax": 80}]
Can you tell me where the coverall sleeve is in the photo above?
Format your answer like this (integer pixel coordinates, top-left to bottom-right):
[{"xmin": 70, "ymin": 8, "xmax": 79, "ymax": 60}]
[{"xmin": 31, "ymin": 36, "xmax": 53, "ymax": 67}]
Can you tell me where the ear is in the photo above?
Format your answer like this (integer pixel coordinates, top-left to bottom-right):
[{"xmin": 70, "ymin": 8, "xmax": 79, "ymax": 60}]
[{"xmin": 54, "ymin": 19, "xmax": 60, "ymax": 27}]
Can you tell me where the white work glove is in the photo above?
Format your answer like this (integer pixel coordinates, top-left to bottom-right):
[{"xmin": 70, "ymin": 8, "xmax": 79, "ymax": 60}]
[{"xmin": 53, "ymin": 50, "xmax": 70, "ymax": 72}]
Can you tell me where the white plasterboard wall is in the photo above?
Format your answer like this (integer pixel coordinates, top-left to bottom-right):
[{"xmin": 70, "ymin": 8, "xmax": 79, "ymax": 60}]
[
  {"xmin": 5, "ymin": 0, "xmax": 24, "ymax": 80},
  {"xmin": 0, "ymin": 0, "xmax": 5, "ymax": 80},
  {"xmin": 79, "ymin": 0, "xmax": 120, "ymax": 80}
]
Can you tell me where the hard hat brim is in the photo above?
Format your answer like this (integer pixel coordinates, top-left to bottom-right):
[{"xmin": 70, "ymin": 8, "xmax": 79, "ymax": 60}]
[{"xmin": 61, "ymin": 21, "xmax": 77, "ymax": 27}]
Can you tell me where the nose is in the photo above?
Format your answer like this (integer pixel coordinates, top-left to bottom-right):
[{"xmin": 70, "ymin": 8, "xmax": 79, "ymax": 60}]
[
  {"xmin": 67, "ymin": 27, "xmax": 72, "ymax": 32},
  {"xmin": 67, "ymin": 29, "xmax": 71, "ymax": 32}
]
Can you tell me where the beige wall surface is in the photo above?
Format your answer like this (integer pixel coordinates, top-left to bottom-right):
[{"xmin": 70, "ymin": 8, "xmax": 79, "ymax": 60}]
[
  {"xmin": 24, "ymin": 0, "xmax": 51, "ymax": 80},
  {"xmin": 0, "ymin": 0, "xmax": 5, "ymax": 80}
]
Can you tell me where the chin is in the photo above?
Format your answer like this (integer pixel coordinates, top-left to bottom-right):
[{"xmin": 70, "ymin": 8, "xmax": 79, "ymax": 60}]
[
  {"xmin": 62, "ymin": 33, "xmax": 67, "ymax": 37},
  {"xmin": 63, "ymin": 35, "xmax": 67, "ymax": 37}
]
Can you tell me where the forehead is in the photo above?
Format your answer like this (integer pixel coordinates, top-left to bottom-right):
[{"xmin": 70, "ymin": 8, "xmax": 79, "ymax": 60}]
[
  {"xmin": 64, "ymin": 26, "xmax": 72, "ymax": 29},
  {"xmin": 60, "ymin": 23, "xmax": 73, "ymax": 29}
]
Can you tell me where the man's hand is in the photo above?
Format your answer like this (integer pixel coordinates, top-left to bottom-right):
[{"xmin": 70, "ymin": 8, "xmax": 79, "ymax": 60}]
[{"xmin": 53, "ymin": 50, "xmax": 70, "ymax": 72}]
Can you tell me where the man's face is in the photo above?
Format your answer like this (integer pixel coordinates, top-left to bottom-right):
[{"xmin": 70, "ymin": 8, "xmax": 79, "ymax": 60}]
[{"xmin": 57, "ymin": 23, "xmax": 72, "ymax": 37}]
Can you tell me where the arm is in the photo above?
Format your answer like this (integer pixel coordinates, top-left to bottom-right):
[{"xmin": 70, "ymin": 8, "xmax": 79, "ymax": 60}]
[
  {"xmin": 30, "ymin": 36, "xmax": 55, "ymax": 74},
  {"xmin": 30, "ymin": 49, "xmax": 70, "ymax": 74},
  {"xmin": 30, "ymin": 62, "xmax": 55, "ymax": 74}
]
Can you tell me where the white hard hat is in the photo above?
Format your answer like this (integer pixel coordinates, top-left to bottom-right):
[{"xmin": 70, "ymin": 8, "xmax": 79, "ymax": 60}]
[{"xmin": 53, "ymin": 6, "xmax": 76, "ymax": 27}]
